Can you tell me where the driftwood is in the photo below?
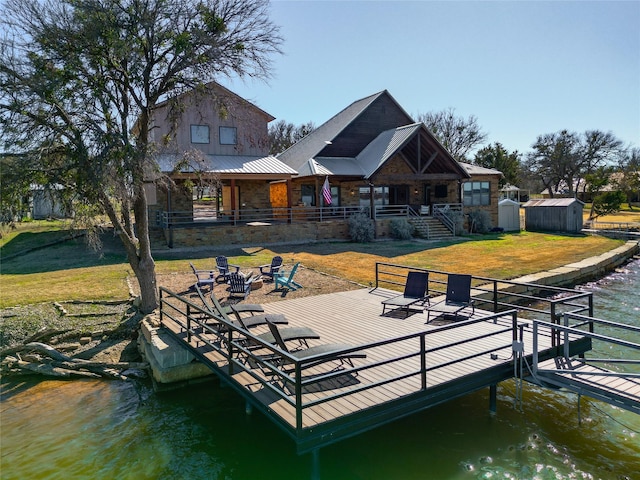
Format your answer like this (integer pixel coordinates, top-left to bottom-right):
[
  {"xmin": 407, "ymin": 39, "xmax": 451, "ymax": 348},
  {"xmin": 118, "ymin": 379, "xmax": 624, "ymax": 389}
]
[{"xmin": 0, "ymin": 342, "xmax": 148, "ymax": 381}]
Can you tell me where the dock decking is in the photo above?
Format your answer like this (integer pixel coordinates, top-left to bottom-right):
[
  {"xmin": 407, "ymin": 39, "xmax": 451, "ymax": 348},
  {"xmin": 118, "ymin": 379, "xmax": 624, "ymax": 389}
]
[{"xmin": 160, "ymin": 285, "xmax": 591, "ymax": 453}]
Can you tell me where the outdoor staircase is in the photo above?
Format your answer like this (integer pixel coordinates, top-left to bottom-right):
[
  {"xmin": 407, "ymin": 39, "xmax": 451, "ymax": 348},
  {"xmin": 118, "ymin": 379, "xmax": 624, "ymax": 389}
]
[{"xmin": 409, "ymin": 216, "xmax": 454, "ymax": 240}]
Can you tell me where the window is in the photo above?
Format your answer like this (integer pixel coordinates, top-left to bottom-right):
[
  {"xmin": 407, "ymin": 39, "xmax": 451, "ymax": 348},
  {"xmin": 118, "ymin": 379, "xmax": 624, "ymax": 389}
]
[
  {"xmin": 463, "ymin": 181, "xmax": 490, "ymax": 206},
  {"xmin": 219, "ymin": 126, "xmax": 237, "ymax": 145},
  {"xmin": 301, "ymin": 185, "xmax": 316, "ymax": 206},
  {"xmin": 190, "ymin": 125, "xmax": 209, "ymax": 144}
]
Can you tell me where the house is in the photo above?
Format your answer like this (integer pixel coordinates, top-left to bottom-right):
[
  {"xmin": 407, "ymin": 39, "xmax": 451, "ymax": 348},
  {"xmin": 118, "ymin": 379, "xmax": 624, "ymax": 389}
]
[
  {"xmin": 277, "ymin": 90, "xmax": 502, "ymax": 230},
  {"xmin": 145, "ymin": 82, "xmax": 297, "ymax": 246},
  {"xmin": 148, "ymin": 86, "xmax": 503, "ymax": 247}
]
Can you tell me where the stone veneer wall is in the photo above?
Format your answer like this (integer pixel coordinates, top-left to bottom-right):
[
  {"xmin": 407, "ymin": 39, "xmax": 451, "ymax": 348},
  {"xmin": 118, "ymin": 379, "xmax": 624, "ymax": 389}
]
[
  {"xmin": 155, "ymin": 218, "xmax": 397, "ymax": 248},
  {"xmin": 165, "ymin": 220, "xmax": 350, "ymax": 248}
]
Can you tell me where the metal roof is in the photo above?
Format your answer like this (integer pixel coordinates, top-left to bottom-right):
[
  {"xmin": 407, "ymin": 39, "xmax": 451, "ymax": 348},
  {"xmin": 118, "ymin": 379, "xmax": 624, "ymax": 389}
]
[
  {"xmin": 356, "ymin": 124, "xmax": 422, "ymax": 178},
  {"xmin": 459, "ymin": 162, "xmax": 503, "ymax": 176},
  {"xmin": 157, "ymin": 154, "xmax": 297, "ymax": 175},
  {"xmin": 276, "ymin": 91, "xmax": 387, "ymax": 171},
  {"xmin": 523, "ymin": 198, "xmax": 585, "ymax": 207},
  {"xmin": 306, "ymin": 157, "xmax": 365, "ymax": 176}
]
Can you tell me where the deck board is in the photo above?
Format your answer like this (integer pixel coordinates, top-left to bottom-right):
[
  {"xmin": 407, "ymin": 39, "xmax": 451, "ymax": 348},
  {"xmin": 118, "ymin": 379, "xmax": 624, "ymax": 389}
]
[{"xmin": 161, "ymin": 287, "xmax": 584, "ymax": 449}]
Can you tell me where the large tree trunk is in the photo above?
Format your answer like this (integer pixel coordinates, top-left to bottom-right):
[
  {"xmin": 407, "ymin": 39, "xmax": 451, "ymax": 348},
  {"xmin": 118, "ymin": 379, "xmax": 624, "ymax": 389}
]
[{"xmin": 130, "ymin": 185, "xmax": 158, "ymax": 314}]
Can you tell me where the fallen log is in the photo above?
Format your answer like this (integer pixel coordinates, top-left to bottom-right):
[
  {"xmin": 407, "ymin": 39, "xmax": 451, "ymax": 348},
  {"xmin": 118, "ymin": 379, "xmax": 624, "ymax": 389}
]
[
  {"xmin": 14, "ymin": 360, "xmax": 102, "ymax": 379},
  {"xmin": 1, "ymin": 343, "xmax": 148, "ymax": 380}
]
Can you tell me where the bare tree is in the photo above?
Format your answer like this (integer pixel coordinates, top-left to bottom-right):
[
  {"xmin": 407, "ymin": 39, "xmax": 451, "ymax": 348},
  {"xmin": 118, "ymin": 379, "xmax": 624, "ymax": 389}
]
[
  {"xmin": 268, "ymin": 119, "xmax": 315, "ymax": 155},
  {"xmin": 416, "ymin": 108, "xmax": 487, "ymax": 162},
  {"xmin": 0, "ymin": 0, "xmax": 283, "ymax": 313},
  {"xmin": 525, "ymin": 130, "xmax": 624, "ymax": 198}
]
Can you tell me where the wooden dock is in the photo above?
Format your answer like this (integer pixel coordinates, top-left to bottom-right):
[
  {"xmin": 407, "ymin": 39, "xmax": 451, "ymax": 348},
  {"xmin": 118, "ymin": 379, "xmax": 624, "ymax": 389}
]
[{"xmin": 159, "ymin": 285, "xmax": 592, "ymax": 453}]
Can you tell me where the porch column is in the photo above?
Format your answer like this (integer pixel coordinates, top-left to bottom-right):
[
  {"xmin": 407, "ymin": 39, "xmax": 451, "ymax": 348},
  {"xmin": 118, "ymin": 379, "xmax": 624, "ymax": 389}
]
[
  {"xmin": 287, "ymin": 178, "xmax": 293, "ymax": 224},
  {"xmin": 230, "ymin": 178, "xmax": 237, "ymax": 221}
]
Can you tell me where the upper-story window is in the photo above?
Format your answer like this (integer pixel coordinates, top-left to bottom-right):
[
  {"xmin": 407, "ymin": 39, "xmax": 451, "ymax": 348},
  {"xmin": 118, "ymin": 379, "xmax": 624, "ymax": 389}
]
[
  {"xmin": 463, "ymin": 181, "xmax": 490, "ymax": 206},
  {"xmin": 190, "ymin": 124, "xmax": 210, "ymax": 144},
  {"xmin": 219, "ymin": 126, "xmax": 237, "ymax": 145}
]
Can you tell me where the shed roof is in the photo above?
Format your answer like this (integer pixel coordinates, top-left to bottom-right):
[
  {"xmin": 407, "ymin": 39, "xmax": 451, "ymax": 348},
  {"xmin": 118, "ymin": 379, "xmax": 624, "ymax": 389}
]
[{"xmin": 523, "ymin": 198, "xmax": 584, "ymax": 207}]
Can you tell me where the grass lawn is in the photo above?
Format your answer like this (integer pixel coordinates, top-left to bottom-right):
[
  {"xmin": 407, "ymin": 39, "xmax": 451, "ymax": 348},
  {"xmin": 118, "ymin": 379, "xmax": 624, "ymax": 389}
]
[{"xmin": 0, "ymin": 218, "xmax": 628, "ymax": 307}]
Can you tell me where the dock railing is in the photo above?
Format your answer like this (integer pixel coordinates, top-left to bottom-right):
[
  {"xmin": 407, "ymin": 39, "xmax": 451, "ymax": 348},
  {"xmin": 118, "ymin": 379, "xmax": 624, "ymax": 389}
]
[
  {"xmin": 374, "ymin": 262, "xmax": 594, "ymax": 340},
  {"xmin": 158, "ymin": 286, "xmax": 522, "ymax": 437}
]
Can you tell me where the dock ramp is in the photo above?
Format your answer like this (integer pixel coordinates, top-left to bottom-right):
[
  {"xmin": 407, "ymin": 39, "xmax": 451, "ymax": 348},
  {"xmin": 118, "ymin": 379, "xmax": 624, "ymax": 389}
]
[{"xmin": 526, "ymin": 314, "xmax": 640, "ymax": 415}]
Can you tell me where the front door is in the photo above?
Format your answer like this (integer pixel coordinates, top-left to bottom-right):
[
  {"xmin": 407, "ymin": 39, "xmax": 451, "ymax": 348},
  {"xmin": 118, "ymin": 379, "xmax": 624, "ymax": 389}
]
[{"xmin": 389, "ymin": 185, "xmax": 409, "ymax": 205}]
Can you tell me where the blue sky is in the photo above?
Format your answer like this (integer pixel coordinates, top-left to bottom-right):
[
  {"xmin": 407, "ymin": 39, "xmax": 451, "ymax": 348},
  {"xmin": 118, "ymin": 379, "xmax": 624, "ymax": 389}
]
[{"xmin": 220, "ymin": 0, "xmax": 639, "ymax": 157}]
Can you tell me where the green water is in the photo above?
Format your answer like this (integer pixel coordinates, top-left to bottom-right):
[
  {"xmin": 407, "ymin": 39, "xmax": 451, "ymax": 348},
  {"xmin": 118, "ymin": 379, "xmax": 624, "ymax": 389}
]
[{"xmin": 2, "ymin": 261, "xmax": 640, "ymax": 479}]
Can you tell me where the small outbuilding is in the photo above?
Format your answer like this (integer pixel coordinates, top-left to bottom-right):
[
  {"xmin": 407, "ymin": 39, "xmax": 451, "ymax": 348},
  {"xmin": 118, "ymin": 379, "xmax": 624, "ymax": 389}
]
[
  {"xmin": 522, "ymin": 198, "xmax": 584, "ymax": 233},
  {"xmin": 498, "ymin": 198, "xmax": 521, "ymax": 232}
]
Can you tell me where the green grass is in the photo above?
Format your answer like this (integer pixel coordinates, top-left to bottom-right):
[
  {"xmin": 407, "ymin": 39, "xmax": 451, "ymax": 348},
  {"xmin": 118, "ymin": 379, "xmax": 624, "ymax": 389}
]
[{"xmin": 0, "ymin": 223, "xmax": 627, "ymax": 308}]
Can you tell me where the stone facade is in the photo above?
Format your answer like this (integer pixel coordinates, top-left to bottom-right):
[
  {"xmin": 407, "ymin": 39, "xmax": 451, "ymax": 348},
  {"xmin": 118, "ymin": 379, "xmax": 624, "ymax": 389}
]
[{"xmin": 462, "ymin": 173, "xmax": 502, "ymax": 228}]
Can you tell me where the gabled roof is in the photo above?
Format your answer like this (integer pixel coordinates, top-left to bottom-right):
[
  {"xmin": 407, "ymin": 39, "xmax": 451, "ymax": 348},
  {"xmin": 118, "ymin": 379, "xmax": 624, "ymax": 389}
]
[
  {"xmin": 154, "ymin": 81, "xmax": 275, "ymax": 122},
  {"xmin": 356, "ymin": 124, "xmax": 422, "ymax": 177},
  {"xmin": 277, "ymin": 90, "xmax": 409, "ymax": 172},
  {"xmin": 277, "ymin": 90, "xmax": 472, "ymax": 180},
  {"xmin": 157, "ymin": 154, "xmax": 297, "ymax": 177},
  {"xmin": 306, "ymin": 122, "xmax": 469, "ymax": 180}
]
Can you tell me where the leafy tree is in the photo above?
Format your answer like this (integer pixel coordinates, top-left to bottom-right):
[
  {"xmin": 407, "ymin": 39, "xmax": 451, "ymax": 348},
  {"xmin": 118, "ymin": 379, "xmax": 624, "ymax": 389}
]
[
  {"xmin": 0, "ymin": 155, "xmax": 33, "ymax": 224},
  {"xmin": 584, "ymin": 166, "xmax": 614, "ymax": 220},
  {"xmin": 473, "ymin": 142, "xmax": 521, "ymax": 188},
  {"xmin": 591, "ymin": 191, "xmax": 626, "ymax": 220},
  {"xmin": 616, "ymin": 147, "xmax": 640, "ymax": 209},
  {"xmin": 0, "ymin": 0, "xmax": 283, "ymax": 313},
  {"xmin": 525, "ymin": 130, "xmax": 624, "ymax": 198},
  {"xmin": 268, "ymin": 120, "xmax": 315, "ymax": 155},
  {"xmin": 416, "ymin": 108, "xmax": 487, "ymax": 162}
]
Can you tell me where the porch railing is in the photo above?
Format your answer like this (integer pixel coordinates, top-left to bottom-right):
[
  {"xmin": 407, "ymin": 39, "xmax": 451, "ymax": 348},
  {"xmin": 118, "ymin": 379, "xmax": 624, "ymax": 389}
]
[
  {"xmin": 157, "ymin": 206, "xmax": 367, "ymax": 228},
  {"xmin": 432, "ymin": 203, "xmax": 463, "ymax": 236}
]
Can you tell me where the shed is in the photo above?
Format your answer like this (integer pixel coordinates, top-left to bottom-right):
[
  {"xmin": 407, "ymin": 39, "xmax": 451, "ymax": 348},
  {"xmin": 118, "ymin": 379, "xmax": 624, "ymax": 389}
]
[
  {"xmin": 31, "ymin": 184, "xmax": 72, "ymax": 219},
  {"xmin": 498, "ymin": 198, "xmax": 521, "ymax": 232},
  {"xmin": 522, "ymin": 198, "xmax": 584, "ymax": 233}
]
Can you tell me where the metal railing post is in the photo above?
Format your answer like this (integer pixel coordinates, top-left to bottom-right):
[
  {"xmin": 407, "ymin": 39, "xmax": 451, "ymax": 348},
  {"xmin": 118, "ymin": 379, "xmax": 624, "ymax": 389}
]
[
  {"xmin": 420, "ymin": 334, "xmax": 427, "ymax": 390},
  {"xmin": 295, "ymin": 362, "xmax": 303, "ymax": 433},
  {"xmin": 186, "ymin": 304, "xmax": 191, "ymax": 343}
]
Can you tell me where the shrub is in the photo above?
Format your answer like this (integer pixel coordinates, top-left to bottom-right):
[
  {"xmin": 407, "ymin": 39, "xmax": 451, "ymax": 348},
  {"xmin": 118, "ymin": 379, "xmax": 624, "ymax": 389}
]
[
  {"xmin": 389, "ymin": 218, "xmax": 414, "ymax": 240},
  {"xmin": 467, "ymin": 209, "xmax": 492, "ymax": 234},
  {"xmin": 348, "ymin": 212, "xmax": 375, "ymax": 242}
]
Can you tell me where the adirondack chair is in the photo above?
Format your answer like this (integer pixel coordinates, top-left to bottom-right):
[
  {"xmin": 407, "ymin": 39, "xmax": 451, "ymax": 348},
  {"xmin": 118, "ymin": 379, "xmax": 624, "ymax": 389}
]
[
  {"xmin": 258, "ymin": 255, "xmax": 283, "ymax": 281},
  {"xmin": 215, "ymin": 256, "xmax": 240, "ymax": 283},
  {"xmin": 189, "ymin": 262, "xmax": 216, "ymax": 293},
  {"xmin": 227, "ymin": 272, "xmax": 253, "ymax": 299},
  {"xmin": 273, "ymin": 262, "xmax": 302, "ymax": 291}
]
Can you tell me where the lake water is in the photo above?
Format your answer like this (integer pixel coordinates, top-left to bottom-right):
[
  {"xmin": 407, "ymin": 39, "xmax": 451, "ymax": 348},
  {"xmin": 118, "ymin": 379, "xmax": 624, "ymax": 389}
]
[{"xmin": 2, "ymin": 260, "xmax": 639, "ymax": 479}]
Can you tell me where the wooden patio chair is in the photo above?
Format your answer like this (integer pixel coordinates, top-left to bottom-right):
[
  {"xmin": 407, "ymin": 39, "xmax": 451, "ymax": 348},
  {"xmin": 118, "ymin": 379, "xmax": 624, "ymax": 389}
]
[
  {"xmin": 215, "ymin": 255, "xmax": 240, "ymax": 283},
  {"xmin": 425, "ymin": 274, "xmax": 475, "ymax": 323},
  {"xmin": 189, "ymin": 262, "xmax": 216, "ymax": 293},
  {"xmin": 273, "ymin": 262, "xmax": 302, "ymax": 291},
  {"xmin": 381, "ymin": 271, "xmax": 430, "ymax": 317},
  {"xmin": 258, "ymin": 255, "xmax": 283, "ymax": 281},
  {"xmin": 227, "ymin": 272, "xmax": 254, "ymax": 299}
]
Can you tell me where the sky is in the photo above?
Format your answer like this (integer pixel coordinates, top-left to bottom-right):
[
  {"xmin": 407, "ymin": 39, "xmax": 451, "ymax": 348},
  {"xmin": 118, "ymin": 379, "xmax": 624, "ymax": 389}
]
[{"xmin": 219, "ymin": 0, "xmax": 640, "ymax": 157}]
